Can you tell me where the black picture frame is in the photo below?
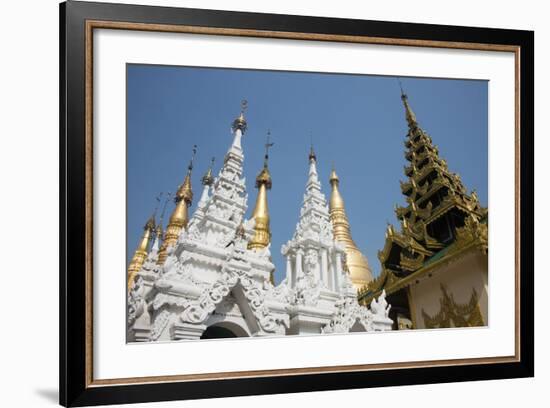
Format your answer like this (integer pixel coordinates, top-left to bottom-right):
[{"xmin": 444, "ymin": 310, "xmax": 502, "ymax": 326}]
[{"xmin": 60, "ymin": 1, "xmax": 534, "ymax": 406}]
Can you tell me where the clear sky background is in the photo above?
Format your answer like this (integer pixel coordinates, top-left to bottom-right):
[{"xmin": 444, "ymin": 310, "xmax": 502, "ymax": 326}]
[{"xmin": 127, "ymin": 64, "xmax": 488, "ymax": 283}]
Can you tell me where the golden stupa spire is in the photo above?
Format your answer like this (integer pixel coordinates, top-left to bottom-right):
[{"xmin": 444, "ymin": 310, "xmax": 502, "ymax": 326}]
[
  {"xmin": 399, "ymin": 79, "xmax": 418, "ymax": 128},
  {"xmin": 157, "ymin": 145, "xmax": 197, "ymax": 264},
  {"xmin": 329, "ymin": 165, "xmax": 373, "ymax": 289},
  {"xmin": 248, "ymin": 131, "xmax": 273, "ymax": 251},
  {"xmin": 127, "ymin": 214, "xmax": 156, "ymax": 290}
]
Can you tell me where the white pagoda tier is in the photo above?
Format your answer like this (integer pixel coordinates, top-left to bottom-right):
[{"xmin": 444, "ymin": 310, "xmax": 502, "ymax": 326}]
[{"xmin": 127, "ymin": 104, "xmax": 393, "ymax": 341}]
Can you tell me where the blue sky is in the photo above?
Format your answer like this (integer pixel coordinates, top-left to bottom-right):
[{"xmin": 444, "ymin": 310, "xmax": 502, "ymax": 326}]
[{"xmin": 127, "ymin": 64, "xmax": 488, "ymax": 283}]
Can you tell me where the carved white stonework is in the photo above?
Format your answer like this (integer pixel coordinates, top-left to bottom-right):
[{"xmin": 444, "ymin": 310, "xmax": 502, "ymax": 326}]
[
  {"xmin": 128, "ymin": 117, "xmax": 393, "ymax": 341},
  {"xmin": 276, "ymin": 153, "xmax": 391, "ymax": 335}
]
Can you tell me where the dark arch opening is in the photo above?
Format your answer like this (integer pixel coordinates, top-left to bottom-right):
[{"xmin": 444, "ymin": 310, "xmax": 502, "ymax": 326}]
[
  {"xmin": 350, "ymin": 320, "xmax": 365, "ymax": 332},
  {"xmin": 200, "ymin": 325, "xmax": 238, "ymax": 339}
]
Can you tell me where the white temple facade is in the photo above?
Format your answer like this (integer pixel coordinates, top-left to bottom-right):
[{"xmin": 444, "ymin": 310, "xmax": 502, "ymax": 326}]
[{"xmin": 127, "ymin": 105, "xmax": 393, "ymax": 341}]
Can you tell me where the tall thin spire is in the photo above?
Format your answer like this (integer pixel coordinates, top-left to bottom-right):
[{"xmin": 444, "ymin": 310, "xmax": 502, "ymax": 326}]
[
  {"xmin": 198, "ymin": 157, "xmax": 215, "ymax": 207},
  {"xmin": 229, "ymin": 100, "xmax": 248, "ymax": 153},
  {"xmin": 307, "ymin": 140, "xmax": 320, "ymax": 187},
  {"xmin": 248, "ymin": 131, "xmax": 273, "ymax": 251},
  {"xmin": 157, "ymin": 145, "xmax": 197, "ymax": 264},
  {"xmin": 150, "ymin": 192, "xmax": 163, "ymax": 252},
  {"xmin": 128, "ymin": 214, "xmax": 156, "ymax": 290},
  {"xmin": 329, "ymin": 166, "xmax": 373, "ymax": 289},
  {"xmin": 399, "ymin": 80, "xmax": 418, "ymax": 128},
  {"xmin": 309, "ymin": 135, "xmax": 317, "ymax": 162},
  {"xmin": 201, "ymin": 157, "xmax": 215, "ymax": 186},
  {"xmin": 360, "ymin": 86, "xmax": 488, "ymax": 307},
  {"xmin": 156, "ymin": 191, "xmax": 171, "ymax": 247}
]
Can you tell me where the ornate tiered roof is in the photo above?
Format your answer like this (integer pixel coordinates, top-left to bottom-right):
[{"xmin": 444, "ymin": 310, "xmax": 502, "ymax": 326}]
[{"xmin": 358, "ymin": 90, "xmax": 488, "ymax": 304}]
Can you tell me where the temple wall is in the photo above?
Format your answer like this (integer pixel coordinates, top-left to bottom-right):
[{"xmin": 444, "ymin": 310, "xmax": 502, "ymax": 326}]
[{"xmin": 408, "ymin": 249, "xmax": 488, "ymax": 329}]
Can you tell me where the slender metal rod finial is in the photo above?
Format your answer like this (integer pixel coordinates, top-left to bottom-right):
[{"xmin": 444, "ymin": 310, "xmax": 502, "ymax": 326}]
[
  {"xmin": 264, "ymin": 130, "xmax": 274, "ymax": 166},
  {"xmin": 398, "ymin": 77, "xmax": 406, "ymax": 97},
  {"xmin": 153, "ymin": 192, "xmax": 163, "ymax": 218},
  {"xmin": 159, "ymin": 191, "xmax": 172, "ymax": 224},
  {"xmin": 188, "ymin": 145, "xmax": 197, "ymax": 173}
]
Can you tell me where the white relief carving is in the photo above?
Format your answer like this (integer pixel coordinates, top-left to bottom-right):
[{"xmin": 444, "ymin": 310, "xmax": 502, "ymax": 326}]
[{"xmin": 129, "ymin": 112, "xmax": 393, "ymax": 342}]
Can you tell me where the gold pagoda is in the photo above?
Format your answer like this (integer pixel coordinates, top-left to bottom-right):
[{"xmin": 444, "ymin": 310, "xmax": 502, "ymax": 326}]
[
  {"xmin": 248, "ymin": 133, "xmax": 274, "ymax": 252},
  {"xmin": 127, "ymin": 215, "xmax": 156, "ymax": 290},
  {"xmin": 157, "ymin": 146, "xmax": 196, "ymax": 265},
  {"xmin": 358, "ymin": 89, "xmax": 488, "ymax": 330},
  {"xmin": 328, "ymin": 167, "xmax": 373, "ymax": 290}
]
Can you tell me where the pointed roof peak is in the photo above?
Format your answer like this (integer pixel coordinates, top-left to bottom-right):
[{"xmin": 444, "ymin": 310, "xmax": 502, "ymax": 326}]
[
  {"xmin": 329, "ymin": 164, "xmax": 339, "ymax": 184},
  {"xmin": 176, "ymin": 146, "xmax": 196, "ymax": 204},
  {"xmin": 397, "ymin": 78, "xmax": 418, "ymax": 128},
  {"xmin": 187, "ymin": 144, "xmax": 197, "ymax": 174},
  {"xmin": 201, "ymin": 156, "xmax": 215, "ymax": 186},
  {"xmin": 145, "ymin": 214, "xmax": 156, "ymax": 231},
  {"xmin": 398, "ymin": 78, "xmax": 406, "ymax": 99},
  {"xmin": 232, "ymin": 99, "xmax": 248, "ymax": 133},
  {"xmin": 309, "ymin": 136, "xmax": 317, "ymax": 162}
]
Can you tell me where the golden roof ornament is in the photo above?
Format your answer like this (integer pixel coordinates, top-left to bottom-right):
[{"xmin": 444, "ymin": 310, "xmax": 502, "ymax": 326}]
[
  {"xmin": 127, "ymin": 214, "xmax": 156, "ymax": 290},
  {"xmin": 232, "ymin": 99, "xmax": 248, "ymax": 133},
  {"xmin": 201, "ymin": 157, "xmax": 215, "ymax": 186},
  {"xmin": 157, "ymin": 146, "xmax": 197, "ymax": 264},
  {"xmin": 386, "ymin": 222, "xmax": 394, "ymax": 238},
  {"xmin": 328, "ymin": 165, "xmax": 373, "ymax": 289},
  {"xmin": 248, "ymin": 131, "xmax": 274, "ymax": 250},
  {"xmin": 328, "ymin": 165, "xmax": 344, "ymax": 208}
]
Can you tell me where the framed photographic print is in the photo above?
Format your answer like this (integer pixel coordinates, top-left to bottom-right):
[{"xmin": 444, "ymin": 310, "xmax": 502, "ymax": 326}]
[{"xmin": 59, "ymin": 1, "xmax": 534, "ymax": 406}]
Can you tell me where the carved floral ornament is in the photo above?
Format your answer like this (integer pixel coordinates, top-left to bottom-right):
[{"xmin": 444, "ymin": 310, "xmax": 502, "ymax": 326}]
[
  {"xmin": 323, "ymin": 290, "xmax": 391, "ymax": 333},
  {"xmin": 421, "ymin": 284, "xmax": 484, "ymax": 328},
  {"xmin": 173, "ymin": 239, "xmax": 288, "ymax": 335}
]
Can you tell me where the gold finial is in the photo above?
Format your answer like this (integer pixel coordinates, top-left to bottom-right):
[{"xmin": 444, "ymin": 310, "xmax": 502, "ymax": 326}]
[
  {"xmin": 158, "ymin": 147, "xmax": 197, "ymax": 264},
  {"xmin": 202, "ymin": 157, "xmax": 215, "ymax": 186},
  {"xmin": 176, "ymin": 145, "xmax": 197, "ymax": 204},
  {"xmin": 398, "ymin": 79, "xmax": 418, "ymax": 128},
  {"xmin": 248, "ymin": 131, "xmax": 273, "ymax": 250},
  {"xmin": 127, "ymin": 212, "xmax": 156, "ymax": 290},
  {"xmin": 232, "ymin": 99, "xmax": 248, "ymax": 133},
  {"xmin": 329, "ymin": 165, "xmax": 343, "ymax": 209},
  {"xmin": 328, "ymin": 165, "xmax": 373, "ymax": 289},
  {"xmin": 329, "ymin": 163, "xmax": 339, "ymax": 185},
  {"xmin": 255, "ymin": 130, "xmax": 273, "ymax": 188}
]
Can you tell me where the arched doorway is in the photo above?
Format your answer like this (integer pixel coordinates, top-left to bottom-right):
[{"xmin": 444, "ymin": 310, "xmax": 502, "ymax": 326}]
[{"xmin": 200, "ymin": 325, "xmax": 238, "ymax": 339}]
